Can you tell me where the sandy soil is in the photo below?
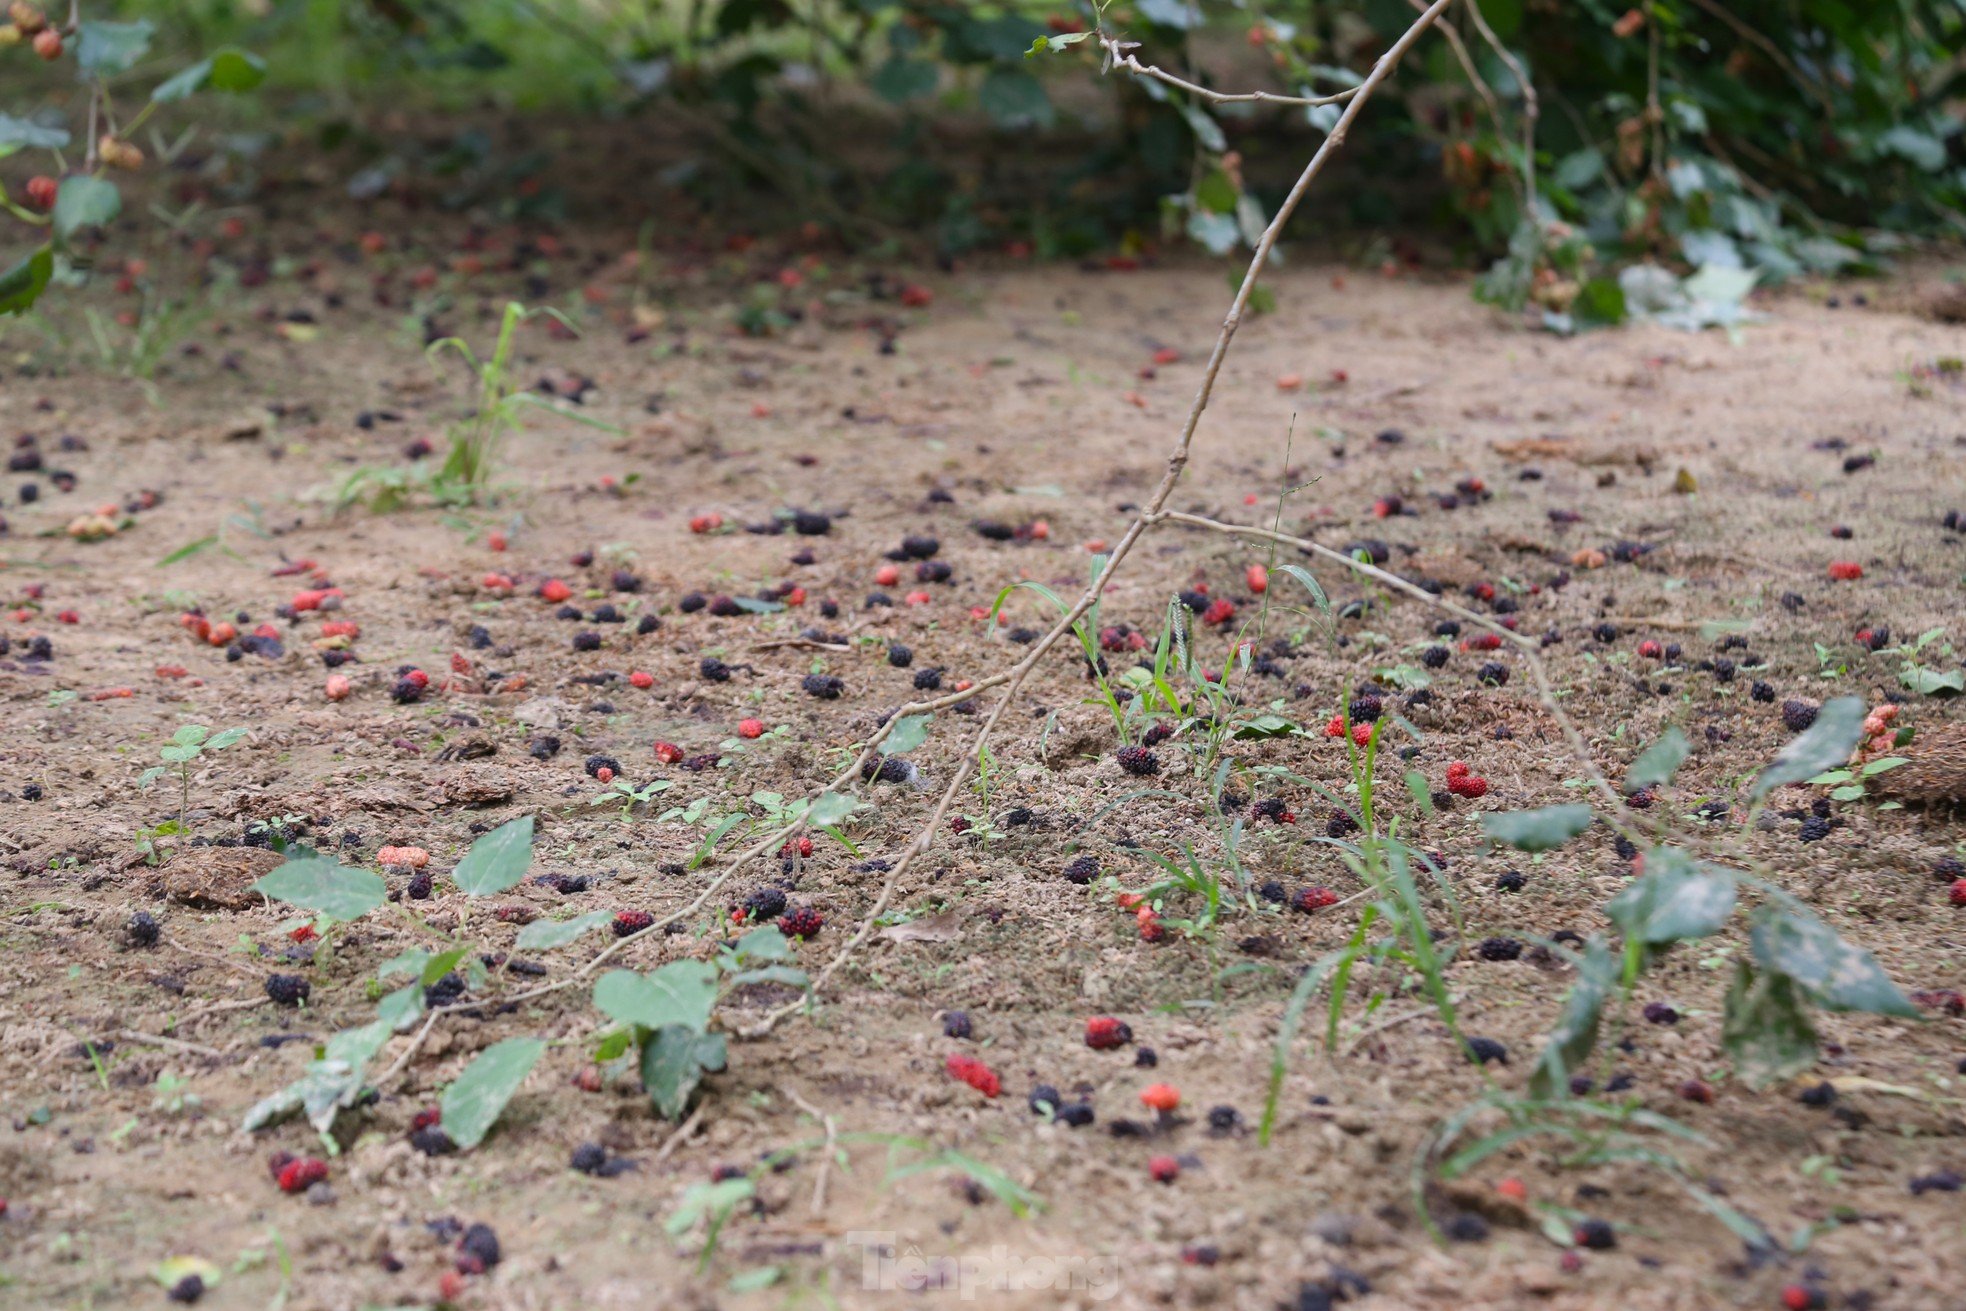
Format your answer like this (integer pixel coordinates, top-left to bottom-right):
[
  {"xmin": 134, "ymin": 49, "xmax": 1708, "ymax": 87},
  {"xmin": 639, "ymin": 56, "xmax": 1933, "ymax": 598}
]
[{"xmin": 0, "ymin": 220, "xmax": 1962, "ymax": 1311}]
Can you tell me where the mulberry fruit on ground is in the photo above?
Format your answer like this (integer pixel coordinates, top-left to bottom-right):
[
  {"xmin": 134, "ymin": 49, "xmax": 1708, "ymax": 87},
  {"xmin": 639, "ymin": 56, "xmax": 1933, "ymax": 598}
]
[
  {"xmin": 1799, "ymin": 815, "xmax": 1832, "ymax": 843},
  {"xmin": 945, "ymin": 1052, "xmax": 1000, "ymax": 1097},
  {"xmin": 613, "ymin": 909, "xmax": 654, "ymax": 937},
  {"xmin": 1116, "ymin": 745, "xmax": 1159, "ymax": 776},
  {"xmin": 1085, "ymin": 1016, "xmax": 1133, "ymax": 1049},
  {"xmin": 1293, "ymin": 886, "xmax": 1339, "ymax": 913},
  {"xmin": 778, "ymin": 906, "xmax": 824, "ymax": 939},
  {"xmin": 410, "ymin": 1125, "xmax": 455, "ymax": 1156},
  {"xmin": 265, "ymin": 974, "xmax": 310, "ymax": 1007},
  {"xmin": 1476, "ymin": 661, "xmax": 1509, "ymax": 686},
  {"xmin": 127, "ymin": 911, "xmax": 160, "ymax": 947},
  {"xmin": 1781, "ymin": 698, "xmax": 1819, "ymax": 731},
  {"xmin": 1464, "ymin": 1036, "xmax": 1508, "ymax": 1065},
  {"xmin": 741, "ymin": 888, "xmax": 788, "ymax": 922},
  {"xmin": 943, "ymin": 1011, "xmax": 973, "ymax": 1039},
  {"xmin": 1063, "ymin": 855, "xmax": 1100, "ymax": 885},
  {"xmin": 802, "ymin": 673, "xmax": 844, "ymax": 699},
  {"xmin": 1476, "ymin": 937, "xmax": 1523, "ymax": 961},
  {"xmin": 456, "ymin": 1223, "xmax": 502, "ymax": 1273}
]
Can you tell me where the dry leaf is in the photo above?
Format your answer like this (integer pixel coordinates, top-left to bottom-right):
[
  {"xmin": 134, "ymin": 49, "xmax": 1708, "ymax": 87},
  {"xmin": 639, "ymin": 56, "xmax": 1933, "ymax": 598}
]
[{"xmin": 878, "ymin": 910, "xmax": 963, "ymax": 944}]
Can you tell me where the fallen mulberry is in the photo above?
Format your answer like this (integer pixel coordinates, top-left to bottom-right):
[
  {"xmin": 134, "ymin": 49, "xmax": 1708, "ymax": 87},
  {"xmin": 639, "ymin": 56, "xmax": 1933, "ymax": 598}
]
[
  {"xmin": 778, "ymin": 906, "xmax": 824, "ymax": 939},
  {"xmin": 265, "ymin": 974, "xmax": 310, "ymax": 1007},
  {"xmin": 1085, "ymin": 1016, "xmax": 1133, "ymax": 1049}
]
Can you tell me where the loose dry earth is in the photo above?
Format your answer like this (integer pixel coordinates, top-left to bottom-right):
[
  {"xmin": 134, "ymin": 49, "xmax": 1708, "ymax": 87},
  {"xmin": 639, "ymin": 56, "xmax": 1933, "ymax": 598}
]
[{"xmin": 1, "ymin": 226, "xmax": 1963, "ymax": 1311}]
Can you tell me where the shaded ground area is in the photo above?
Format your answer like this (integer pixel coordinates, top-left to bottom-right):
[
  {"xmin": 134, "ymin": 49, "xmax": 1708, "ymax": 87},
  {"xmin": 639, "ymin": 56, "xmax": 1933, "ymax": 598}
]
[{"xmin": 1, "ymin": 227, "xmax": 1963, "ymax": 1310}]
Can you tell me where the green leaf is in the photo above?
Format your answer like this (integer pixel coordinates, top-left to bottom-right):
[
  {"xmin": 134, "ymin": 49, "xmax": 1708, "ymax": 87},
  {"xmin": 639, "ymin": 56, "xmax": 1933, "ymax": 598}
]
[
  {"xmin": 1859, "ymin": 757, "xmax": 1909, "ymax": 776},
  {"xmin": 808, "ymin": 791, "xmax": 860, "ymax": 826},
  {"xmin": 592, "ymin": 961, "xmax": 717, "ymax": 1034},
  {"xmin": 880, "ymin": 713, "xmax": 932, "ymax": 756},
  {"xmin": 451, "ymin": 816, "xmax": 534, "ymax": 896},
  {"xmin": 251, "ymin": 855, "xmax": 386, "ymax": 923},
  {"xmin": 1528, "ymin": 935, "xmax": 1615, "ymax": 1099},
  {"xmin": 0, "ymin": 113, "xmax": 70, "ymax": 150},
  {"xmin": 1626, "ymin": 728, "xmax": 1690, "ymax": 791},
  {"xmin": 242, "ymin": 1018, "xmax": 391, "ymax": 1134},
  {"xmin": 1403, "ymin": 769, "xmax": 1435, "ymax": 817},
  {"xmin": 515, "ymin": 909, "xmax": 613, "ymax": 950},
  {"xmin": 376, "ymin": 982, "xmax": 424, "ymax": 1031},
  {"xmin": 0, "ymin": 245, "xmax": 53, "ymax": 317},
  {"xmin": 1749, "ymin": 908, "xmax": 1918, "ymax": 1017},
  {"xmin": 665, "ymin": 1177, "xmax": 754, "ymax": 1237},
  {"xmin": 731, "ymin": 926, "xmax": 792, "ymax": 963},
  {"xmin": 1273, "ymin": 565, "xmax": 1330, "ymax": 614},
  {"xmin": 419, "ymin": 947, "xmax": 470, "ymax": 987},
  {"xmin": 1553, "ymin": 145, "xmax": 1604, "ymax": 190},
  {"xmin": 1481, "ymin": 804, "xmax": 1594, "ymax": 852},
  {"xmin": 440, "ymin": 1037, "xmax": 545, "ymax": 1150},
  {"xmin": 1877, "ymin": 126, "xmax": 1946, "ymax": 172},
  {"xmin": 1750, "ymin": 696, "xmax": 1866, "ymax": 799},
  {"xmin": 53, "ymin": 176, "xmax": 121, "ymax": 244},
  {"xmin": 726, "ymin": 965, "xmax": 809, "ymax": 989},
  {"xmin": 870, "ymin": 55, "xmax": 938, "ymax": 102},
  {"xmin": 1605, "ymin": 848, "xmax": 1738, "ymax": 944},
  {"xmin": 172, "ymin": 725, "xmax": 209, "ymax": 746},
  {"xmin": 77, "ymin": 20, "xmax": 155, "ymax": 76},
  {"xmin": 151, "ymin": 48, "xmax": 266, "ymax": 102},
  {"xmin": 641, "ymin": 1026, "xmax": 726, "ymax": 1120},
  {"xmin": 977, "ymin": 68, "xmax": 1054, "ymax": 129},
  {"xmin": 1721, "ymin": 962, "xmax": 1820, "ymax": 1089},
  {"xmin": 205, "ymin": 727, "xmax": 247, "ymax": 750},
  {"xmin": 1900, "ymin": 666, "xmax": 1964, "ymax": 695}
]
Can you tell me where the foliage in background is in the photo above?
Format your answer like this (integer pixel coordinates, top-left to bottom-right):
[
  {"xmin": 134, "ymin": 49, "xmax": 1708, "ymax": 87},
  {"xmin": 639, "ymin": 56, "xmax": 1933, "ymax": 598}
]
[{"xmin": 6, "ymin": 2, "xmax": 1961, "ymax": 322}]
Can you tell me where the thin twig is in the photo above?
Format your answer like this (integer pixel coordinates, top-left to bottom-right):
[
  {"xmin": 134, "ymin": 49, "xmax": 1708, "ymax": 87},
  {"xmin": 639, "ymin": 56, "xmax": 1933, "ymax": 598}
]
[
  {"xmin": 740, "ymin": 0, "xmax": 1459, "ymax": 1039},
  {"xmin": 783, "ymin": 1085, "xmax": 838, "ymax": 1215},
  {"xmin": 1097, "ymin": 33, "xmax": 1359, "ymax": 109},
  {"xmin": 372, "ymin": 1011, "xmax": 440, "ymax": 1091},
  {"xmin": 1461, "ymin": 0, "xmax": 1537, "ymax": 205},
  {"xmin": 654, "ymin": 1105, "xmax": 706, "ymax": 1162},
  {"xmin": 118, "ymin": 1029, "xmax": 226, "ymax": 1059},
  {"xmin": 178, "ymin": 995, "xmax": 269, "ymax": 1025}
]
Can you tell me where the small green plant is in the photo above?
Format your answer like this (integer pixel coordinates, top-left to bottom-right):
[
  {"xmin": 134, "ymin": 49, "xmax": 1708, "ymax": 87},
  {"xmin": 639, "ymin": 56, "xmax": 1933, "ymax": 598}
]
[
  {"xmin": 151, "ymin": 1070, "xmax": 200, "ymax": 1114},
  {"xmin": 138, "ymin": 724, "xmax": 246, "ymax": 841},
  {"xmin": 591, "ymin": 926, "xmax": 810, "ymax": 1121},
  {"xmin": 1805, "ymin": 757, "xmax": 1911, "ymax": 809},
  {"xmin": 335, "ymin": 301, "xmax": 618, "ymax": 510},
  {"xmin": 1882, "ymin": 626, "xmax": 1962, "ymax": 697},
  {"xmin": 245, "ymin": 817, "xmax": 544, "ymax": 1141},
  {"xmin": 588, "ymin": 776, "xmax": 672, "ymax": 821},
  {"xmin": 1407, "ymin": 699, "xmax": 1918, "ymax": 1244}
]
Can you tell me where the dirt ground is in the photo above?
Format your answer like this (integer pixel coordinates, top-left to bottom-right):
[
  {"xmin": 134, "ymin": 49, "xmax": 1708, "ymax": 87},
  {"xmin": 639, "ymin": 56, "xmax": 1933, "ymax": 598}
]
[{"xmin": 1, "ymin": 216, "xmax": 1963, "ymax": 1311}]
